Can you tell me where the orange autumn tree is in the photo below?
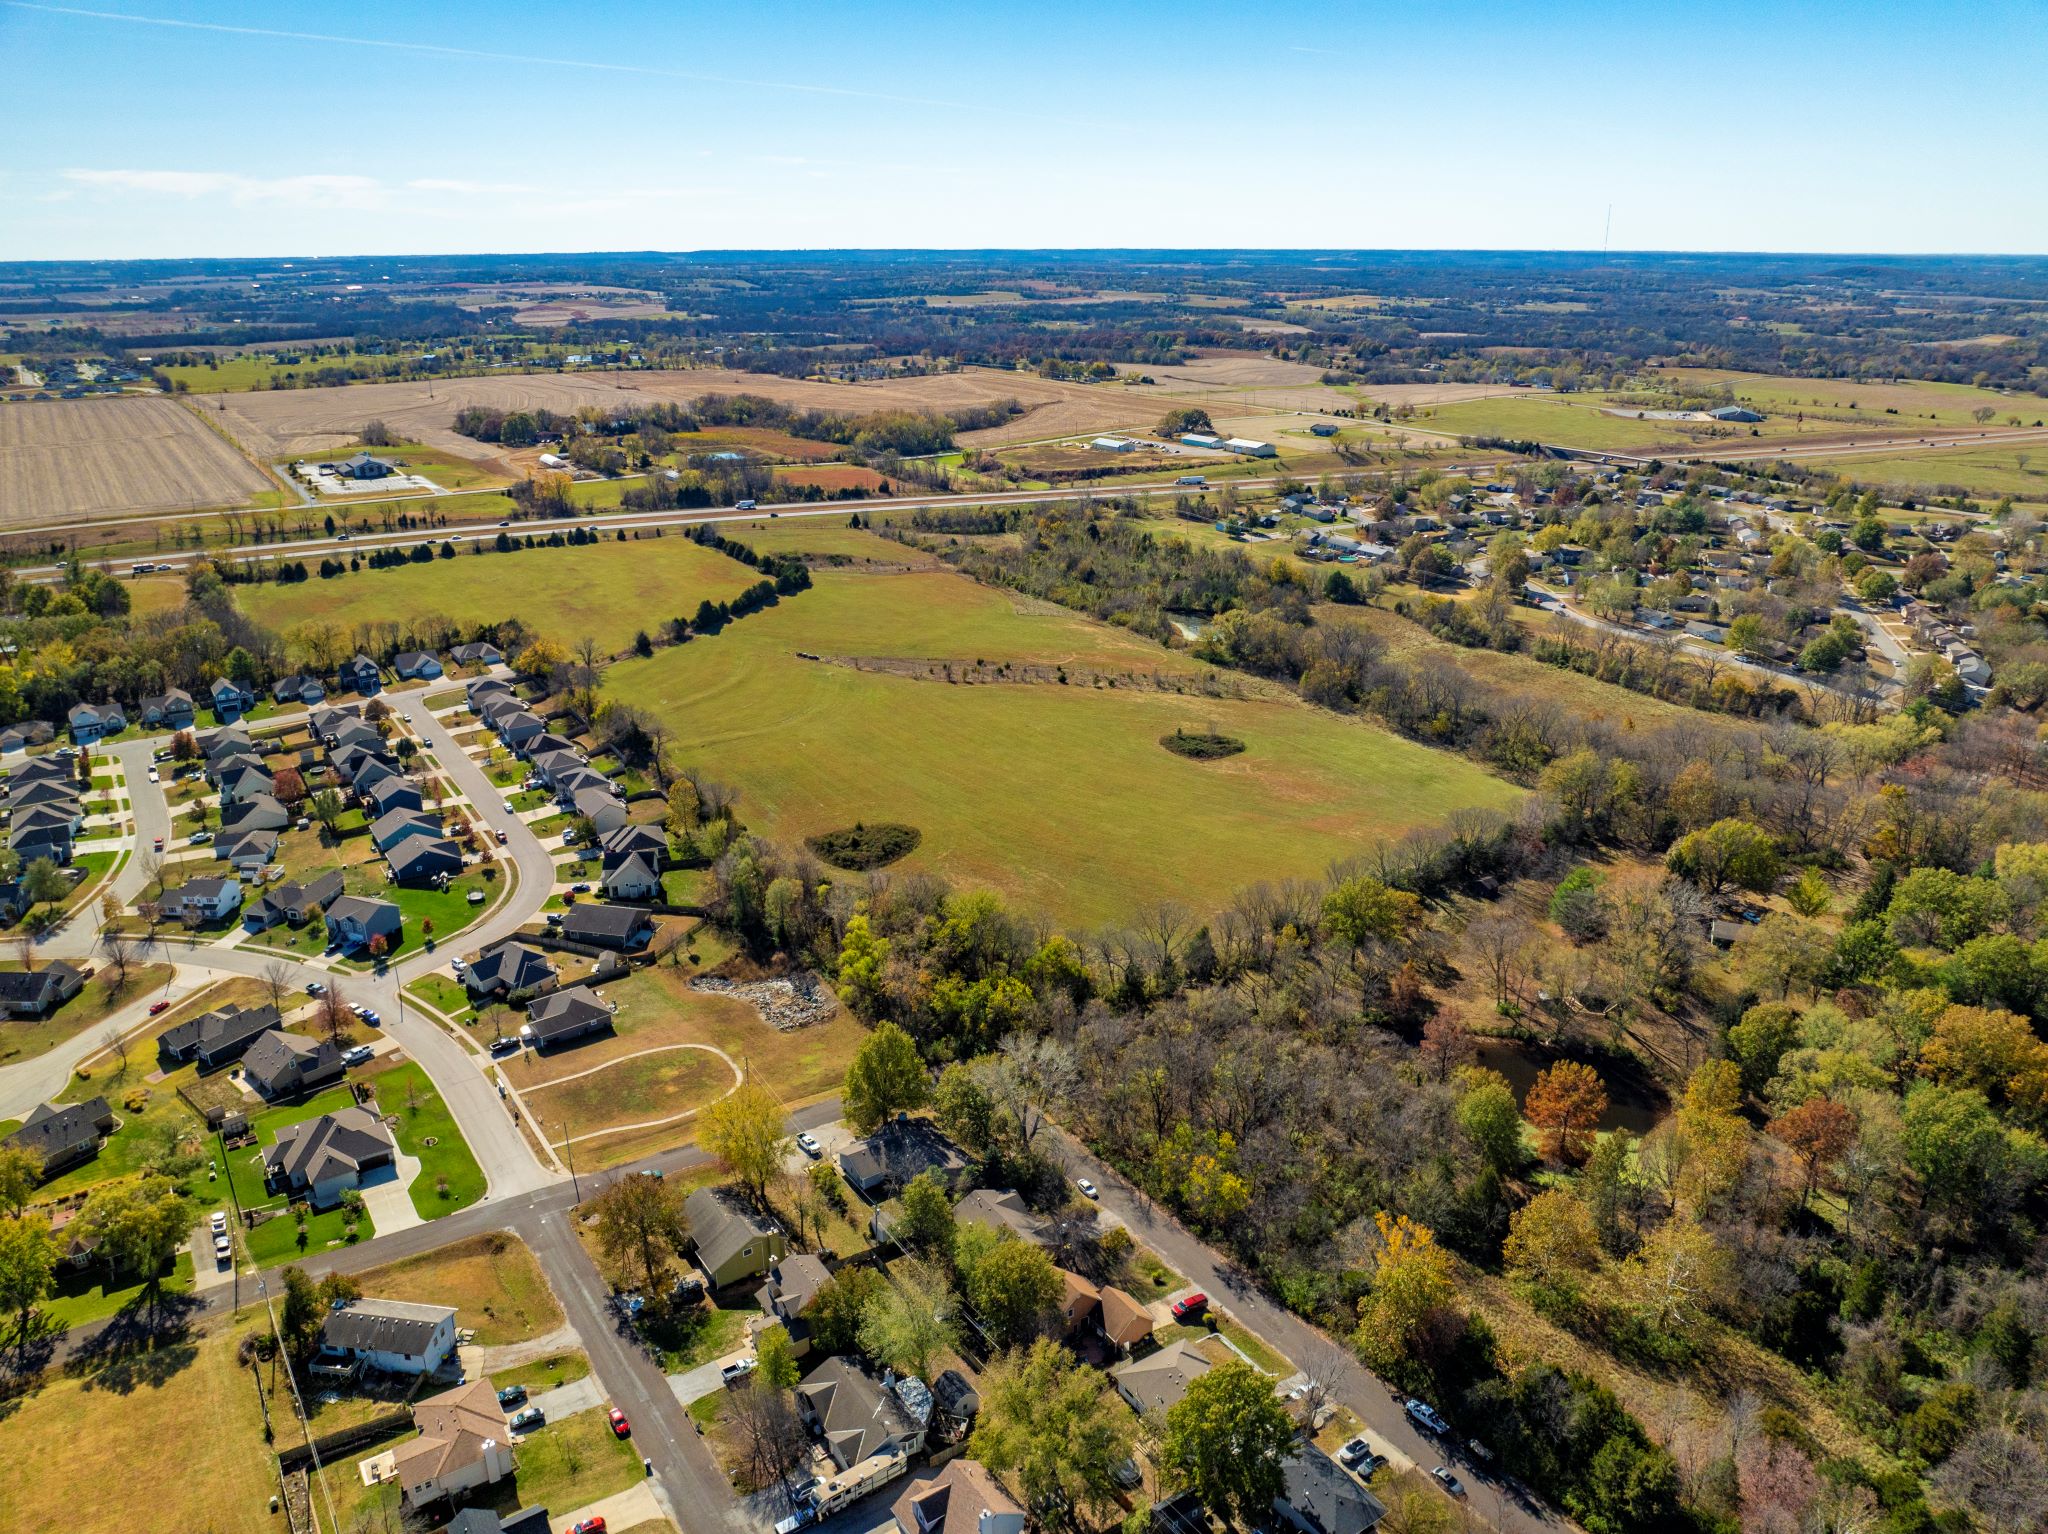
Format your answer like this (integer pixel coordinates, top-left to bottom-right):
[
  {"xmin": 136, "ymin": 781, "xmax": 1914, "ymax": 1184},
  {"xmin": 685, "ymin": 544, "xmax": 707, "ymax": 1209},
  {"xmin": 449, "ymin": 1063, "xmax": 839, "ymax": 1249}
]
[
  {"xmin": 1770, "ymin": 1097, "xmax": 1857, "ymax": 1210},
  {"xmin": 1526, "ymin": 1060, "xmax": 1608, "ymax": 1164}
]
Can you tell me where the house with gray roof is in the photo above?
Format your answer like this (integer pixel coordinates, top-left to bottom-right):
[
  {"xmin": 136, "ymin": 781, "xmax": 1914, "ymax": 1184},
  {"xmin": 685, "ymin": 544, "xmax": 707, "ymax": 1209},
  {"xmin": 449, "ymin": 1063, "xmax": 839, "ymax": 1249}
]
[
  {"xmin": 371, "ymin": 808, "xmax": 444, "ymax": 853},
  {"xmin": 463, "ymin": 942, "xmax": 555, "ymax": 1001},
  {"xmin": 683, "ymin": 1184, "xmax": 789, "ymax": 1289},
  {"xmin": 0, "ymin": 961, "xmax": 85, "ymax": 1019},
  {"xmin": 5, "ymin": 1096, "xmax": 115, "ymax": 1178},
  {"xmin": 388, "ymin": 836, "xmax": 462, "ymax": 885},
  {"xmin": 264, "ymin": 1105, "xmax": 396, "ymax": 1206},
  {"xmin": 522, "ymin": 989, "xmax": 612, "ymax": 1049},
  {"xmin": 245, "ymin": 869, "xmax": 345, "ymax": 931},
  {"xmin": 1111, "ymin": 1338, "xmax": 1213, "ymax": 1415},
  {"xmin": 158, "ymin": 1002, "xmax": 282, "ymax": 1068},
  {"xmin": 451, "ymin": 641, "xmax": 503, "ymax": 667},
  {"xmin": 327, "ymin": 895, "xmax": 403, "ymax": 952},
  {"xmin": 139, "ymin": 688, "xmax": 195, "ymax": 730},
  {"xmin": 319, "ymin": 1297, "xmax": 458, "ymax": 1376},
  {"xmin": 795, "ymin": 1357, "xmax": 926, "ymax": 1472},
  {"xmin": 243, "ymin": 1029, "xmax": 346, "ymax": 1101}
]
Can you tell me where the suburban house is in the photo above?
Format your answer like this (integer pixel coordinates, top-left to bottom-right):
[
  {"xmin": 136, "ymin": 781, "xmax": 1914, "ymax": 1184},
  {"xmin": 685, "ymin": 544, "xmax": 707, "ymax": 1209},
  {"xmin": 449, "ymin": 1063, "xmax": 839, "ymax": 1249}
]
[
  {"xmin": 393, "ymin": 651, "xmax": 444, "ymax": 681},
  {"xmin": 891, "ymin": 1459, "xmax": 1026, "ymax": 1534},
  {"xmin": 525, "ymin": 733, "xmax": 579, "ymax": 764},
  {"xmin": 387, "ymin": 1377, "xmax": 517, "ymax": 1511},
  {"xmin": 327, "ymin": 895, "xmax": 403, "ymax": 952},
  {"xmin": 217, "ymin": 764, "xmax": 275, "ymax": 807},
  {"xmin": 530, "ymin": 748, "xmax": 583, "ymax": 787},
  {"xmin": 264, "ymin": 1105, "xmax": 397, "ymax": 1206},
  {"xmin": 157, "ymin": 1002, "xmax": 283, "ymax": 1069},
  {"xmin": 838, "ymin": 1118, "xmax": 971, "ymax": 1201},
  {"xmin": 450, "ymin": 641, "xmax": 504, "ymax": 667},
  {"xmin": 1111, "ymin": 1339, "xmax": 1214, "ymax": 1415},
  {"xmin": 5, "ymin": 1097, "xmax": 115, "ymax": 1178},
  {"xmin": 521, "ymin": 990, "xmax": 613, "ymax": 1049},
  {"xmin": 217, "ymin": 828, "xmax": 281, "ymax": 877},
  {"xmin": 463, "ymin": 942, "xmax": 555, "ymax": 1001},
  {"xmin": 795, "ymin": 1357, "xmax": 928, "ymax": 1473},
  {"xmin": 955, "ymin": 1188, "xmax": 1045, "ymax": 1245},
  {"xmin": 363, "ymin": 776, "xmax": 424, "ymax": 818},
  {"xmin": 202, "ymin": 726, "xmax": 256, "ymax": 760},
  {"xmin": 222, "ymin": 793, "xmax": 290, "ymax": 836},
  {"xmin": 162, "ymin": 876, "xmax": 242, "ymax": 925},
  {"xmin": 388, "ymin": 836, "xmax": 463, "ymax": 885},
  {"xmin": 351, "ymin": 757, "xmax": 403, "ymax": 802},
  {"xmin": 319, "ymin": 1298, "xmax": 459, "ymax": 1376},
  {"xmin": 210, "ymin": 676, "xmax": 254, "ymax": 721},
  {"xmin": 494, "ymin": 710, "xmax": 545, "ymax": 751},
  {"xmin": 11, "ymin": 776, "xmax": 82, "ymax": 816},
  {"xmin": 138, "ymin": 688, "xmax": 195, "ymax": 730},
  {"xmin": 558, "ymin": 902, "xmax": 651, "ymax": 951},
  {"xmin": 66, "ymin": 701, "xmax": 126, "ymax": 743},
  {"xmin": 1273, "ymin": 1445, "xmax": 1388, "ymax": 1534},
  {"xmin": 0, "ymin": 720, "xmax": 55, "ymax": 754},
  {"xmin": 371, "ymin": 808, "xmax": 444, "ymax": 853},
  {"xmin": 570, "ymin": 786, "xmax": 628, "ymax": 837},
  {"xmin": 9, "ymin": 805, "xmax": 77, "ymax": 865},
  {"xmin": 245, "ymin": 870, "xmax": 345, "ymax": 931},
  {"xmin": 1060, "ymin": 1270, "xmax": 1153, "ymax": 1357},
  {"xmin": 205, "ymin": 747, "xmax": 267, "ymax": 785},
  {"xmin": 0, "ymin": 960, "xmax": 86, "ymax": 1019},
  {"xmin": 242, "ymin": 1029, "xmax": 346, "ymax": 1101},
  {"xmin": 467, "ymin": 677, "xmax": 514, "ymax": 709},
  {"xmin": 683, "ymin": 1184, "xmax": 789, "ymax": 1288},
  {"xmin": 339, "ymin": 653, "xmax": 383, "ymax": 695},
  {"xmin": 599, "ymin": 823, "xmax": 666, "ymax": 866},
  {"xmin": 273, "ymin": 674, "xmax": 327, "ymax": 706},
  {"xmin": 754, "ymin": 1252, "xmax": 833, "ymax": 1356},
  {"xmin": 602, "ymin": 849, "xmax": 662, "ymax": 901}
]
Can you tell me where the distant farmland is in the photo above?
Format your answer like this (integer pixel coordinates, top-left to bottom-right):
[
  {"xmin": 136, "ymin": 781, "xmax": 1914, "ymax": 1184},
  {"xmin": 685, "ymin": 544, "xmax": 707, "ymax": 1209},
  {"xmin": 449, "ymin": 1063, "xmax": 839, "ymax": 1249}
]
[{"xmin": 0, "ymin": 396, "xmax": 272, "ymax": 523}]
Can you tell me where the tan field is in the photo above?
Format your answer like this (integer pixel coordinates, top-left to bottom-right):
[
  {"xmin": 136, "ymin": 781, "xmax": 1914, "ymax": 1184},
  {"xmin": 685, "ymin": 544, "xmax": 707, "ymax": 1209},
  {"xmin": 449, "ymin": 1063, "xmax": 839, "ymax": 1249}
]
[
  {"xmin": 0, "ymin": 395, "xmax": 273, "ymax": 523},
  {"xmin": 1356, "ymin": 382, "xmax": 1529, "ymax": 408},
  {"xmin": 206, "ymin": 365, "xmax": 1143, "ymax": 465}
]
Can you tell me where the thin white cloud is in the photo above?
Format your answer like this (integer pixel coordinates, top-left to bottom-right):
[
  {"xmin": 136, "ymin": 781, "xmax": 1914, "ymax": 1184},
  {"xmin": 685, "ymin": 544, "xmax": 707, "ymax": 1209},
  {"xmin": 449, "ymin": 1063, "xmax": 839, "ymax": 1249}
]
[
  {"xmin": 65, "ymin": 168, "xmax": 387, "ymax": 209},
  {"xmin": 8, "ymin": 2, "xmax": 984, "ymax": 113}
]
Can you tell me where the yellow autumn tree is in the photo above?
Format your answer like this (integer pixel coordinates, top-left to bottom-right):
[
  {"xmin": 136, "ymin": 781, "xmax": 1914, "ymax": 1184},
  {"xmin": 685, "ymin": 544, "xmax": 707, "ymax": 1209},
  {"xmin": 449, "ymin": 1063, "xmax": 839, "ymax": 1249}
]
[{"xmin": 1355, "ymin": 1212, "xmax": 1457, "ymax": 1376}]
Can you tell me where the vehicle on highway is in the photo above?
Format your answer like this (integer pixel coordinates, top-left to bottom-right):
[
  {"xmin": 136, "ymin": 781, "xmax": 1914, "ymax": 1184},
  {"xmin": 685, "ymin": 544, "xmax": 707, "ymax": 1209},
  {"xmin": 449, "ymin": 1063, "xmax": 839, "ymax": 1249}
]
[
  {"xmin": 1405, "ymin": 1399, "xmax": 1450, "ymax": 1435},
  {"xmin": 736, "ymin": 498, "xmax": 757, "ymax": 511},
  {"xmin": 510, "ymin": 1406, "xmax": 545, "ymax": 1431},
  {"xmin": 496, "ymin": 1384, "xmax": 528, "ymax": 1407},
  {"xmin": 607, "ymin": 1407, "xmax": 631, "ymax": 1438},
  {"xmin": 149, "ymin": 999, "xmax": 170, "ymax": 1015},
  {"xmin": 1431, "ymin": 1467, "xmax": 1464, "ymax": 1497},
  {"xmin": 795, "ymin": 1132, "xmax": 821, "ymax": 1158},
  {"xmin": 1075, "ymin": 1177, "xmax": 1098, "ymax": 1199},
  {"xmin": 1170, "ymin": 1292, "xmax": 1208, "ymax": 1322}
]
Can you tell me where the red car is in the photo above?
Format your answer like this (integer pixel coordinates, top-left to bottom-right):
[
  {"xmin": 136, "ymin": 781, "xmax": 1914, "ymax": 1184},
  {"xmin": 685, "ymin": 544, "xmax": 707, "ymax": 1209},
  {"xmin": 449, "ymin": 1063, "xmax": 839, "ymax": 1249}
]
[
  {"xmin": 571, "ymin": 1520, "xmax": 607, "ymax": 1534},
  {"xmin": 148, "ymin": 999, "xmax": 170, "ymax": 1015},
  {"xmin": 608, "ymin": 1407, "xmax": 631, "ymax": 1439},
  {"xmin": 1170, "ymin": 1292, "xmax": 1209, "ymax": 1322},
  {"xmin": 152, "ymin": 836, "xmax": 164, "ymax": 851}
]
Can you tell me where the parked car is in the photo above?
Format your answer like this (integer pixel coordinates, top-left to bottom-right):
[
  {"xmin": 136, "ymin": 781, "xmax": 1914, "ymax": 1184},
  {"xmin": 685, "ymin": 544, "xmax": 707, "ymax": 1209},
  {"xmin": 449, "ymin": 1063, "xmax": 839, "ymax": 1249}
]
[
  {"xmin": 773, "ymin": 1509, "xmax": 816, "ymax": 1534},
  {"xmin": 1170, "ymin": 1292, "xmax": 1208, "ymax": 1322},
  {"xmin": 721, "ymin": 1359, "xmax": 758, "ymax": 1388},
  {"xmin": 497, "ymin": 1384, "xmax": 528, "ymax": 1407},
  {"xmin": 1338, "ymin": 1437, "xmax": 1378, "ymax": 1471},
  {"xmin": 358, "ymin": 1009, "xmax": 380, "ymax": 1026},
  {"xmin": 570, "ymin": 1519, "xmax": 606, "ymax": 1534},
  {"xmin": 148, "ymin": 999, "xmax": 171, "ymax": 1015},
  {"xmin": 571, "ymin": 882, "xmax": 591, "ymax": 894},
  {"xmin": 343, "ymin": 1046, "xmax": 374, "ymax": 1067},
  {"xmin": 607, "ymin": 1407, "xmax": 631, "ymax": 1439},
  {"xmin": 213, "ymin": 1235, "xmax": 232, "ymax": 1264},
  {"xmin": 1406, "ymin": 1399, "xmax": 1450, "ymax": 1435},
  {"xmin": 495, "ymin": 828, "xmax": 508, "ymax": 844},
  {"xmin": 489, "ymin": 1035, "xmax": 521, "ymax": 1055},
  {"xmin": 1431, "ymin": 1467, "xmax": 1464, "ymax": 1497},
  {"xmin": 210, "ymin": 1210, "xmax": 228, "ymax": 1234},
  {"xmin": 795, "ymin": 1132, "xmax": 821, "ymax": 1158},
  {"xmin": 189, "ymin": 830, "xmax": 211, "ymax": 843},
  {"xmin": 1075, "ymin": 1177, "xmax": 1098, "ymax": 1199},
  {"xmin": 146, "ymin": 768, "xmax": 158, "ymax": 783},
  {"xmin": 511, "ymin": 1406, "xmax": 545, "ymax": 1431}
]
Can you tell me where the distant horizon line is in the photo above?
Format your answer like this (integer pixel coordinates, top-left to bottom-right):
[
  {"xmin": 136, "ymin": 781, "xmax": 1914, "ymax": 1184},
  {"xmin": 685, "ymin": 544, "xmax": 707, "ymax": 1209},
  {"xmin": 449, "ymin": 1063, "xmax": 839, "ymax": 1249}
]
[{"xmin": 5, "ymin": 245, "xmax": 2048, "ymax": 268}]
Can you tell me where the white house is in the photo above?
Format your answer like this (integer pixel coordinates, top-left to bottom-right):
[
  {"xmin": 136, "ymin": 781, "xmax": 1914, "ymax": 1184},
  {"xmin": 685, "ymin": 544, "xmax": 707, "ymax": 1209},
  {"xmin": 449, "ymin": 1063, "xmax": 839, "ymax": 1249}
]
[
  {"xmin": 163, "ymin": 876, "xmax": 242, "ymax": 924},
  {"xmin": 320, "ymin": 1298, "xmax": 459, "ymax": 1376}
]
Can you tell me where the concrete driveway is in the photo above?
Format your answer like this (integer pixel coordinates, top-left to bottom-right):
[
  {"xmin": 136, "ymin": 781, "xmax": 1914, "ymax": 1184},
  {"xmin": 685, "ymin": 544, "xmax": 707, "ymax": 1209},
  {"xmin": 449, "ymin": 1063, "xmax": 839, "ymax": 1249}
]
[{"xmin": 356, "ymin": 1152, "xmax": 425, "ymax": 1237}]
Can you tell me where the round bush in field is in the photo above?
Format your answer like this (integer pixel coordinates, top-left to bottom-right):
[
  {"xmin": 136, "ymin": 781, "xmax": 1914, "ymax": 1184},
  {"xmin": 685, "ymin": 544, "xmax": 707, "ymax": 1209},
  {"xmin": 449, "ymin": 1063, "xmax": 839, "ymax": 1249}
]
[
  {"xmin": 807, "ymin": 822, "xmax": 922, "ymax": 871},
  {"xmin": 1160, "ymin": 729, "xmax": 1246, "ymax": 761}
]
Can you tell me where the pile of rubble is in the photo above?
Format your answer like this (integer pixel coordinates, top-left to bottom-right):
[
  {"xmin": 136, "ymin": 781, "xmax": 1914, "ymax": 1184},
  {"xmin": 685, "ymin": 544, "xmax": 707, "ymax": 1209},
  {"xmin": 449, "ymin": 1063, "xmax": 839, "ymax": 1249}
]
[{"xmin": 689, "ymin": 970, "xmax": 837, "ymax": 1031}]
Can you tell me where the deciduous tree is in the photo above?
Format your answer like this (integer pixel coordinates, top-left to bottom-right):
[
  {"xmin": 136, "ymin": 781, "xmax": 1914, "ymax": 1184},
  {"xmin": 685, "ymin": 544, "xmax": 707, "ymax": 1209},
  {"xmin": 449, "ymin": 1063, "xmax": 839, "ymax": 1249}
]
[
  {"xmin": 971, "ymin": 1339, "xmax": 1135, "ymax": 1528},
  {"xmin": 1526, "ymin": 1060, "xmax": 1608, "ymax": 1164},
  {"xmin": 1161, "ymin": 1359, "xmax": 1297, "ymax": 1529}
]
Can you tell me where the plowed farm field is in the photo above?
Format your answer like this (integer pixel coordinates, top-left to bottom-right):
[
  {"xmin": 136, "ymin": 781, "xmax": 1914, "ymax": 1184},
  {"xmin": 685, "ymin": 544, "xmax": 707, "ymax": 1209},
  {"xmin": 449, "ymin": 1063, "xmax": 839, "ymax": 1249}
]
[
  {"xmin": 0, "ymin": 395, "xmax": 272, "ymax": 523},
  {"xmin": 207, "ymin": 367, "xmax": 1145, "ymax": 468}
]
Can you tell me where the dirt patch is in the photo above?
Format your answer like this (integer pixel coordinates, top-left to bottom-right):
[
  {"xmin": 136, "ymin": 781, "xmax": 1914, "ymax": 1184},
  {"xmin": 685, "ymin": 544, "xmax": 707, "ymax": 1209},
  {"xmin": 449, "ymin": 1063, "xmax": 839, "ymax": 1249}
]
[
  {"xmin": 688, "ymin": 972, "xmax": 838, "ymax": 1032},
  {"xmin": 773, "ymin": 463, "xmax": 887, "ymax": 491}
]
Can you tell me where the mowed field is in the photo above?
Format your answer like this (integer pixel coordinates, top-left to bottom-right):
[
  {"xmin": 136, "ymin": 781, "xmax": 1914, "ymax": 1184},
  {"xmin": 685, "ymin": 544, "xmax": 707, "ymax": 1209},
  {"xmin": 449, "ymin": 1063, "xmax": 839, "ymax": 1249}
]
[
  {"xmin": 0, "ymin": 395, "xmax": 272, "ymax": 523},
  {"xmin": 1796, "ymin": 441, "xmax": 2048, "ymax": 505},
  {"xmin": 206, "ymin": 366, "xmax": 1144, "ymax": 467},
  {"xmin": 237, "ymin": 530, "xmax": 765, "ymax": 654},
  {"xmin": 1653, "ymin": 367, "xmax": 2046, "ymax": 429},
  {"xmin": 605, "ymin": 537, "xmax": 1523, "ymax": 927}
]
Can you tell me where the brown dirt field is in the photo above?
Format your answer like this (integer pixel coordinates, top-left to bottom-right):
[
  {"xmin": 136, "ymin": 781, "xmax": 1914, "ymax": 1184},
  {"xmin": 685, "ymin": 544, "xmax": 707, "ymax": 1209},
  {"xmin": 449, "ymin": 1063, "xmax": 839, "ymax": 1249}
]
[
  {"xmin": 0, "ymin": 395, "xmax": 272, "ymax": 523},
  {"xmin": 1120, "ymin": 352, "xmax": 1336, "ymax": 391},
  {"xmin": 207, "ymin": 366, "xmax": 1136, "ymax": 465},
  {"xmin": 773, "ymin": 464, "xmax": 887, "ymax": 491}
]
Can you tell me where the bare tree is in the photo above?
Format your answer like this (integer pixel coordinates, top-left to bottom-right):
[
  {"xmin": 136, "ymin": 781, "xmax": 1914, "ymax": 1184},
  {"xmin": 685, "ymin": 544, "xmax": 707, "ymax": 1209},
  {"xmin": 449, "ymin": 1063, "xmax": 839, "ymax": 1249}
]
[
  {"xmin": 260, "ymin": 958, "xmax": 296, "ymax": 1013},
  {"xmin": 98, "ymin": 930, "xmax": 138, "ymax": 993},
  {"xmin": 317, "ymin": 988, "xmax": 352, "ymax": 1046}
]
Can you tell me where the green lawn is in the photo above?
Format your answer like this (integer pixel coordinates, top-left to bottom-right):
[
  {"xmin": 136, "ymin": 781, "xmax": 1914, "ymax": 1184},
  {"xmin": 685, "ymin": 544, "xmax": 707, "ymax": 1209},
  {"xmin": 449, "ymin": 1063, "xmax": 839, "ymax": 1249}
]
[
  {"xmin": 361, "ymin": 1057, "xmax": 486, "ymax": 1215},
  {"xmin": 239, "ymin": 531, "xmax": 766, "ymax": 654},
  {"xmin": 243, "ymin": 1200, "xmax": 374, "ymax": 1266},
  {"xmin": 508, "ymin": 788, "xmax": 550, "ymax": 812},
  {"xmin": 646, "ymin": 1302, "xmax": 758, "ymax": 1371},
  {"xmin": 40, "ymin": 1250, "xmax": 195, "ymax": 1329},
  {"xmin": 492, "ymin": 1350, "xmax": 592, "ymax": 1396},
  {"xmin": 606, "ymin": 568, "xmax": 1522, "ymax": 928},
  {"xmin": 335, "ymin": 870, "xmax": 506, "ymax": 967},
  {"xmin": 0, "ymin": 961, "xmax": 175, "ymax": 1067},
  {"xmin": 404, "ymin": 972, "xmax": 476, "ymax": 1022}
]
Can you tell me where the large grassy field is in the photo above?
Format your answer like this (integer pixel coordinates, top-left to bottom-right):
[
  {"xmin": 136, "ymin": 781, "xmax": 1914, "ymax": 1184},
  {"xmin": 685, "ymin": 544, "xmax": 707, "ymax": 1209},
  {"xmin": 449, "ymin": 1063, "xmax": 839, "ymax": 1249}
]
[
  {"xmin": 0, "ymin": 1319, "xmax": 282, "ymax": 1534},
  {"xmin": 236, "ymin": 530, "xmax": 764, "ymax": 654},
  {"xmin": 1653, "ymin": 367, "xmax": 2047, "ymax": 430},
  {"xmin": 1797, "ymin": 442, "xmax": 2048, "ymax": 505},
  {"xmin": 608, "ymin": 565, "xmax": 1523, "ymax": 927},
  {"xmin": 348, "ymin": 1231, "xmax": 564, "ymax": 1345}
]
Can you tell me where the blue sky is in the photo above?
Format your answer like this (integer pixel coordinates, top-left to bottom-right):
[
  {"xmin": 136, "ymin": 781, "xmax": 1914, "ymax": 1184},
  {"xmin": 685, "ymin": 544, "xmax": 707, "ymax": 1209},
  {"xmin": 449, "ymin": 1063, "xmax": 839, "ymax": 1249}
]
[{"xmin": 4, "ymin": 0, "xmax": 2046, "ymax": 259}]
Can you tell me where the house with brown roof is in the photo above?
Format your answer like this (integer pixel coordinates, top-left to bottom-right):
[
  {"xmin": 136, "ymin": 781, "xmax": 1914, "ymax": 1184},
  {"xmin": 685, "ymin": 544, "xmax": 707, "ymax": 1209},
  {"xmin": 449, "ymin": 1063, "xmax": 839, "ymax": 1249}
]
[
  {"xmin": 384, "ymin": 1377, "xmax": 516, "ymax": 1510},
  {"xmin": 891, "ymin": 1460, "xmax": 1026, "ymax": 1534},
  {"xmin": 1059, "ymin": 1269, "xmax": 1153, "ymax": 1356}
]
